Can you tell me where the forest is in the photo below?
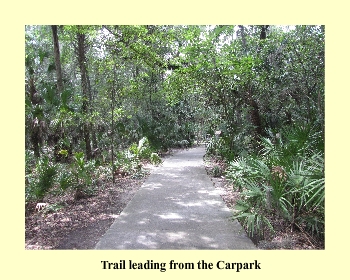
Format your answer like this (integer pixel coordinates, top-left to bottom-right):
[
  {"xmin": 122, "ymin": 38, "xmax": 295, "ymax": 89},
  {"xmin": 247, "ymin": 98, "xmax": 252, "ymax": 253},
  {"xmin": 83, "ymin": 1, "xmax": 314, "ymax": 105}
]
[{"xmin": 25, "ymin": 25, "xmax": 324, "ymax": 249}]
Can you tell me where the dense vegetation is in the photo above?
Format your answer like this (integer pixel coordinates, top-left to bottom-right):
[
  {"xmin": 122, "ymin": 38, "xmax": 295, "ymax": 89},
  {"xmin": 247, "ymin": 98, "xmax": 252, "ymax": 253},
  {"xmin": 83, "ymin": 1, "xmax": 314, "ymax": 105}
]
[{"xmin": 25, "ymin": 25, "xmax": 324, "ymax": 246}]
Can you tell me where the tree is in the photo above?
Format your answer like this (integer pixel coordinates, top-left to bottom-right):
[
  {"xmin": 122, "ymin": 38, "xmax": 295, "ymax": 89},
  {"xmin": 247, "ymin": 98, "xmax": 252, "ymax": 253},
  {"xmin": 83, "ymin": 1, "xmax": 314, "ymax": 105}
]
[
  {"xmin": 51, "ymin": 25, "xmax": 64, "ymax": 95},
  {"xmin": 75, "ymin": 26, "xmax": 93, "ymax": 160}
]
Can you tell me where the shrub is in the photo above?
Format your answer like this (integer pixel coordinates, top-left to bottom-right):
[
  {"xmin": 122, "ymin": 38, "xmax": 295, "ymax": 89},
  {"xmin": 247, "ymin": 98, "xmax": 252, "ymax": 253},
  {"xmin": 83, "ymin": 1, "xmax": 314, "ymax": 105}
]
[
  {"xmin": 226, "ymin": 122, "xmax": 325, "ymax": 240},
  {"xmin": 129, "ymin": 137, "xmax": 153, "ymax": 160},
  {"xmin": 212, "ymin": 165, "xmax": 223, "ymax": 177},
  {"xmin": 32, "ymin": 155, "xmax": 57, "ymax": 202},
  {"xmin": 206, "ymin": 137, "xmax": 234, "ymax": 160},
  {"xmin": 57, "ymin": 168, "xmax": 73, "ymax": 191},
  {"xmin": 70, "ymin": 152, "xmax": 94, "ymax": 200},
  {"xmin": 129, "ymin": 136, "xmax": 162, "ymax": 166},
  {"xmin": 150, "ymin": 152, "xmax": 162, "ymax": 165},
  {"xmin": 25, "ymin": 150, "xmax": 36, "ymax": 174}
]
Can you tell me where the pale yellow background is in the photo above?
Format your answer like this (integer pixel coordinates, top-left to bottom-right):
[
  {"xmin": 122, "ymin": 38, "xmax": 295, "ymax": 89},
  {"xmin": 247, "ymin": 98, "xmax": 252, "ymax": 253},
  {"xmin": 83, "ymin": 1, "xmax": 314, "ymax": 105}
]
[{"xmin": 1, "ymin": 0, "xmax": 348, "ymax": 279}]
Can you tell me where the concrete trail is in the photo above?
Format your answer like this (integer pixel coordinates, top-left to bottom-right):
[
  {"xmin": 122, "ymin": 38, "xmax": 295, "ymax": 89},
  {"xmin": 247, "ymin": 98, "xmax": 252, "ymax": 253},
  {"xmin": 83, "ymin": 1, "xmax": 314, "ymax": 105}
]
[{"xmin": 95, "ymin": 146, "xmax": 256, "ymax": 249}]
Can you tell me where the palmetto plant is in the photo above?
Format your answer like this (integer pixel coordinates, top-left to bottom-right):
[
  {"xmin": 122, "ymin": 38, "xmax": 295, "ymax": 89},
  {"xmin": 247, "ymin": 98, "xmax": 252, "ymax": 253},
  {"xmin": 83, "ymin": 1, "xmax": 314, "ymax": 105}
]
[
  {"xmin": 226, "ymin": 122, "xmax": 324, "ymax": 239},
  {"xmin": 284, "ymin": 154, "xmax": 325, "ymax": 235},
  {"xmin": 233, "ymin": 180, "xmax": 275, "ymax": 238},
  {"xmin": 71, "ymin": 152, "xmax": 93, "ymax": 200},
  {"xmin": 32, "ymin": 155, "xmax": 57, "ymax": 201},
  {"xmin": 226, "ymin": 156, "xmax": 276, "ymax": 237}
]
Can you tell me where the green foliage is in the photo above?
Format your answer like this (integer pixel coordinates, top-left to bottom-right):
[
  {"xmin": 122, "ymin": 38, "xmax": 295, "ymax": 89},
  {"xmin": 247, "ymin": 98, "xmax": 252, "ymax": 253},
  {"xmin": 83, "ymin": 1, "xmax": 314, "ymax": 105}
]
[
  {"xmin": 226, "ymin": 156, "xmax": 270, "ymax": 191},
  {"xmin": 41, "ymin": 202, "xmax": 65, "ymax": 214},
  {"xmin": 234, "ymin": 197, "xmax": 274, "ymax": 238},
  {"xmin": 284, "ymin": 155, "xmax": 325, "ymax": 235},
  {"xmin": 25, "ymin": 151, "xmax": 96, "ymax": 201},
  {"xmin": 128, "ymin": 136, "xmax": 162, "ymax": 166},
  {"xmin": 58, "ymin": 149, "xmax": 69, "ymax": 158},
  {"xmin": 226, "ymin": 122, "xmax": 324, "ymax": 239},
  {"xmin": 137, "ymin": 137, "xmax": 152, "ymax": 159},
  {"xmin": 25, "ymin": 150, "xmax": 36, "ymax": 174},
  {"xmin": 150, "ymin": 152, "xmax": 162, "ymax": 166},
  {"xmin": 113, "ymin": 150, "xmax": 138, "ymax": 176},
  {"xmin": 70, "ymin": 152, "xmax": 95, "ymax": 198},
  {"xmin": 206, "ymin": 137, "xmax": 234, "ymax": 160},
  {"xmin": 110, "ymin": 137, "xmax": 163, "ymax": 180},
  {"xmin": 261, "ymin": 122, "xmax": 324, "ymax": 170},
  {"xmin": 211, "ymin": 165, "xmax": 223, "ymax": 177},
  {"xmin": 25, "ymin": 25, "xmax": 324, "ymax": 245},
  {"xmin": 29, "ymin": 156, "xmax": 57, "ymax": 202},
  {"xmin": 57, "ymin": 168, "xmax": 73, "ymax": 191},
  {"xmin": 128, "ymin": 137, "xmax": 150, "ymax": 159}
]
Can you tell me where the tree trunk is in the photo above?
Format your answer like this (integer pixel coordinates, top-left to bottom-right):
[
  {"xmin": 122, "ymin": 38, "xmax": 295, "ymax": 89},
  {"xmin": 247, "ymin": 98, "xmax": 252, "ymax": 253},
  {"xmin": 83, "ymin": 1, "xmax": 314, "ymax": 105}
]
[
  {"xmin": 51, "ymin": 25, "xmax": 64, "ymax": 95},
  {"xmin": 238, "ymin": 25, "xmax": 247, "ymax": 55},
  {"xmin": 244, "ymin": 25, "xmax": 270, "ymax": 143},
  {"xmin": 250, "ymin": 98, "xmax": 262, "ymax": 136},
  {"xmin": 76, "ymin": 30, "xmax": 92, "ymax": 160},
  {"xmin": 260, "ymin": 25, "xmax": 269, "ymax": 40},
  {"xmin": 28, "ymin": 78, "xmax": 45, "ymax": 157},
  {"xmin": 246, "ymin": 90, "xmax": 263, "ymax": 140}
]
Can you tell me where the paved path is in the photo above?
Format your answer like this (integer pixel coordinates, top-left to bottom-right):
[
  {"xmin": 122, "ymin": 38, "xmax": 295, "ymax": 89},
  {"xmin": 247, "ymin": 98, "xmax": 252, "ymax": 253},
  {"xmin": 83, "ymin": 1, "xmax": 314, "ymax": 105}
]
[{"xmin": 95, "ymin": 146, "xmax": 256, "ymax": 249}]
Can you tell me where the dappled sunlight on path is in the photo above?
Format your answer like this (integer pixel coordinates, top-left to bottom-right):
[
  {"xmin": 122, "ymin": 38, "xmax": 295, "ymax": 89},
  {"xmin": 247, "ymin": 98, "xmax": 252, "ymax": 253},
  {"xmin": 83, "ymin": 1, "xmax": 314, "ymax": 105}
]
[{"xmin": 95, "ymin": 146, "xmax": 255, "ymax": 249}]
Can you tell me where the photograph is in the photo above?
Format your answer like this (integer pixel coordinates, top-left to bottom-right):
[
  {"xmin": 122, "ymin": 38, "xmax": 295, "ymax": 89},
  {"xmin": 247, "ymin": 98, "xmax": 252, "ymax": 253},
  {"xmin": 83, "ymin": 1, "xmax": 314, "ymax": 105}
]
[{"xmin": 24, "ymin": 25, "xmax": 325, "ymax": 251}]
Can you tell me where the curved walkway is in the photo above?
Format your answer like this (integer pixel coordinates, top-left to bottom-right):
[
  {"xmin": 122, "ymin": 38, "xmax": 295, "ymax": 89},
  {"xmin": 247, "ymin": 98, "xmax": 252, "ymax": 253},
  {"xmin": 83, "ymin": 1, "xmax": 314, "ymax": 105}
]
[{"xmin": 95, "ymin": 146, "xmax": 256, "ymax": 249}]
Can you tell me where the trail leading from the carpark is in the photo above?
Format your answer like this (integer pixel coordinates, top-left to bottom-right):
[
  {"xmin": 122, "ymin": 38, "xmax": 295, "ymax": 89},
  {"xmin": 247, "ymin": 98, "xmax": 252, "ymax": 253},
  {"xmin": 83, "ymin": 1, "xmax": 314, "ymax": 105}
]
[{"xmin": 95, "ymin": 145, "xmax": 256, "ymax": 249}]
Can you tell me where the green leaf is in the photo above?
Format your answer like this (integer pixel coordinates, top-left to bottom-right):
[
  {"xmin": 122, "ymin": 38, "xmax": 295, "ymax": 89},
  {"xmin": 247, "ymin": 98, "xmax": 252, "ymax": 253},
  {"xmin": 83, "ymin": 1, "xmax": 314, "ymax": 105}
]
[{"xmin": 58, "ymin": 149, "xmax": 68, "ymax": 157}]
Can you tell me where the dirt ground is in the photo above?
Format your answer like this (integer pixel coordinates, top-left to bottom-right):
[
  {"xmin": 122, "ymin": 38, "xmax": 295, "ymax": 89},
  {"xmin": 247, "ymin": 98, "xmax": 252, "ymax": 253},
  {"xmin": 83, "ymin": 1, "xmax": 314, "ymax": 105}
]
[{"xmin": 25, "ymin": 175, "xmax": 147, "ymax": 250}]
